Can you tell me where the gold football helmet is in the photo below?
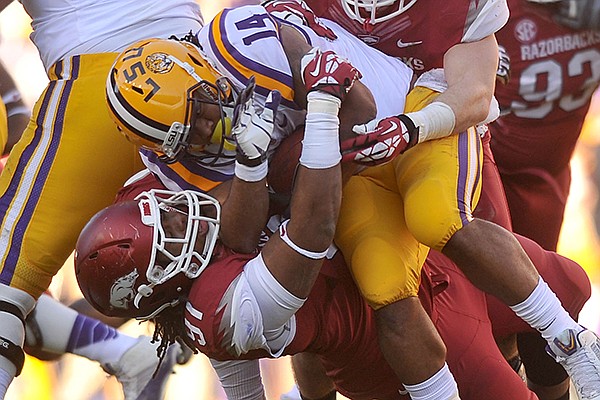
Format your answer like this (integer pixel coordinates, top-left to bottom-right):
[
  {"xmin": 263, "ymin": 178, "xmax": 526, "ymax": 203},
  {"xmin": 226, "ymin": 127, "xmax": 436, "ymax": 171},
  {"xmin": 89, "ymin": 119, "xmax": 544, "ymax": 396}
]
[
  {"xmin": 106, "ymin": 37, "xmax": 237, "ymax": 164},
  {"xmin": 341, "ymin": 0, "xmax": 418, "ymax": 25}
]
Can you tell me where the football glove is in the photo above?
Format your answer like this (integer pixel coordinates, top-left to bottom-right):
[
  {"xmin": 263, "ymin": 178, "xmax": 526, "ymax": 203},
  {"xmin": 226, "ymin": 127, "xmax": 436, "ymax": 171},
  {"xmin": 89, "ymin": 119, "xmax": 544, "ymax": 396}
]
[
  {"xmin": 341, "ymin": 114, "xmax": 419, "ymax": 166},
  {"xmin": 231, "ymin": 76, "xmax": 281, "ymax": 167},
  {"xmin": 300, "ymin": 47, "xmax": 362, "ymax": 101},
  {"xmin": 262, "ymin": 0, "xmax": 338, "ymax": 40}
]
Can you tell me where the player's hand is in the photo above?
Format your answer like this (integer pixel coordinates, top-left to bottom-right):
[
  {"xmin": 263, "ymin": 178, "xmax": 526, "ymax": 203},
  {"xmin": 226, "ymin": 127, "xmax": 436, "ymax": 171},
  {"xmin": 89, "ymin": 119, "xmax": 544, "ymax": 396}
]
[
  {"xmin": 231, "ymin": 76, "xmax": 281, "ymax": 167},
  {"xmin": 262, "ymin": 0, "xmax": 337, "ymax": 40},
  {"xmin": 341, "ymin": 115, "xmax": 419, "ymax": 166},
  {"xmin": 301, "ymin": 48, "xmax": 362, "ymax": 101},
  {"xmin": 496, "ymin": 45, "xmax": 510, "ymax": 85}
]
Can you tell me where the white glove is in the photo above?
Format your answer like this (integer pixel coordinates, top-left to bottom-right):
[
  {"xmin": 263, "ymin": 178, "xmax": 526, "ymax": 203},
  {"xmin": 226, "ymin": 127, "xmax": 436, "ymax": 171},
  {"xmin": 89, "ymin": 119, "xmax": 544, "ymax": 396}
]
[{"xmin": 231, "ymin": 76, "xmax": 281, "ymax": 167}]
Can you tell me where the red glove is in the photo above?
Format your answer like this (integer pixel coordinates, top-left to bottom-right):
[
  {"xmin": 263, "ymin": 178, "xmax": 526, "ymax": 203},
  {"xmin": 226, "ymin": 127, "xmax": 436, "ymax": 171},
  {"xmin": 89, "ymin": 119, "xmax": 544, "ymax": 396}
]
[
  {"xmin": 341, "ymin": 115, "xmax": 419, "ymax": 166},
  {"xmin": 262, "ymin": 0, "xmax": 337, "ymax": 40},
  {"xmin": 301, "ymin": 48, "xmax": 362, "ymax": 101}
]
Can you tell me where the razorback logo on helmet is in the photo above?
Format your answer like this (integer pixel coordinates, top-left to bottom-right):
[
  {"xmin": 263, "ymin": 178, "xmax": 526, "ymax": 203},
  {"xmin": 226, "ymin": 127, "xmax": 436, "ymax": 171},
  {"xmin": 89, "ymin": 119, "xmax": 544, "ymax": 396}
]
[
  {"xmin": 145, "ymin": 53, "xmax": 175, "ymax": 74},
  {"xmin": 109, "ymin": 268, "xmax": 140, "ymax": 310}
]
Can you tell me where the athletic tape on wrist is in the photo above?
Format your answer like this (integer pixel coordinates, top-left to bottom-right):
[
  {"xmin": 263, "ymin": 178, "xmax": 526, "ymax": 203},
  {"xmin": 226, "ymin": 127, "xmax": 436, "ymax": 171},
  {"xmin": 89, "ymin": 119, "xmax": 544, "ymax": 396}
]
[
  {"xmin": 279, "ymin": 220, "xmax": 328, "ymax": 259},
  {"xmin": 234, "ymin": 161, "xmax": 268, "ymax": 182},
  {"xmin": 407, "ymin": 101, "xmax": 456, "ymax": 143},
  {"xmin": 306, "ymin": 91, "xmax": 341, "ymax": 115}
]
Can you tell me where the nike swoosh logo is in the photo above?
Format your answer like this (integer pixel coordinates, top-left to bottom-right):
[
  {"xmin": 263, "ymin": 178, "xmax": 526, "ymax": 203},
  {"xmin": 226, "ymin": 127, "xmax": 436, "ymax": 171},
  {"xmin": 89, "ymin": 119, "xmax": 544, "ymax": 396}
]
[
  {"xmin": 539, "ymin": 318, "xmax": 556, "ymax": 332},
  {"xmin": 382, "ymin": 120, "xmax": 399, "ymax": 136},
  {"xmin": 396, "ymin": 39, "xmax": 423, "ymax": 48},
  {"xmin": 309, "ymin": 53, "xmax": 323, "ymax": 77}
]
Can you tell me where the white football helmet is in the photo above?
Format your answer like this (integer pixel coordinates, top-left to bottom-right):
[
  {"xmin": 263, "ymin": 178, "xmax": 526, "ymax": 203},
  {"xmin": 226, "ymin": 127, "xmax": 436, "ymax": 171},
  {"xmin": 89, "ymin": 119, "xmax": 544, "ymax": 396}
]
[{"xmin": 341, "ymin": 0, "xmax": 418, "ymax": 25}]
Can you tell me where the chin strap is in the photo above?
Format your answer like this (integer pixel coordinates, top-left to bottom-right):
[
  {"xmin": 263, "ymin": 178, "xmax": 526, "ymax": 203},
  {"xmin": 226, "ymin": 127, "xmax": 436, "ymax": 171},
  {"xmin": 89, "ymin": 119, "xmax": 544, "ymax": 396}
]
[{"xmin": 0, "ymin": 301, "xmax": 26, "ymax": 376}]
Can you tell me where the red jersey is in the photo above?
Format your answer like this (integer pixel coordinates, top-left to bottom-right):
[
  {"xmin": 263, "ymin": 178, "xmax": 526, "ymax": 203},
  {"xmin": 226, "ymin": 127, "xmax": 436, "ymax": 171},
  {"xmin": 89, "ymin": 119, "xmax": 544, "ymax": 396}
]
[
  {"xmin": 492, "ymin": 0, "xmax": 600, "ymax": 173},
  {"xmin": 305, "ymin": 0, "xmax": 508, "ymax": 73},
  {"xmin": 184, "ymin": 249, "xmax": 404, "ymax": 400},
  {"xmin": 489, "ymin": 0, "xmax": 600, "ymax": 249}
]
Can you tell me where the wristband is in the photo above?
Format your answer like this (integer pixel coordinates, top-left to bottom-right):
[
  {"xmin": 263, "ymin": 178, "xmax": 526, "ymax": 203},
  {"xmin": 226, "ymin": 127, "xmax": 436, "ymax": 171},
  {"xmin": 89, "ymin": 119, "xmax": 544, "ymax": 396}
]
[
  {"xmin": 406, "ymin": 101, "xmax": 456, "ymax": 143},
  {"xmin": 234, "ymin": 160, "xmax": 268, "ymax": 182}
]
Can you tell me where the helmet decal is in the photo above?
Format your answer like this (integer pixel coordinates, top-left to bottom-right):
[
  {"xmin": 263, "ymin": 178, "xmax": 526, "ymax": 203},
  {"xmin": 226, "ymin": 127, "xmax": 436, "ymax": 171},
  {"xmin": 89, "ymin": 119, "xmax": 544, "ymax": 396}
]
[
  {"xmin": 146, "ymin": 53, "xmax": 175, "ymax": 74},
  {"xmin": 109, "ymin": 268, "xmax": 140, "ymax": 310}
]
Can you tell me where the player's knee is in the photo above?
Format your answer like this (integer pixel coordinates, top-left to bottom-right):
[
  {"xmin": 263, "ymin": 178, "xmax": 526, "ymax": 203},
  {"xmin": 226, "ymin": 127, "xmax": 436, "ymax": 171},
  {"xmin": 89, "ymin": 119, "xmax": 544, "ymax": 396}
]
[{"xmin": 0, "ymin": 285, "xmax": 36, "ymax": 375}]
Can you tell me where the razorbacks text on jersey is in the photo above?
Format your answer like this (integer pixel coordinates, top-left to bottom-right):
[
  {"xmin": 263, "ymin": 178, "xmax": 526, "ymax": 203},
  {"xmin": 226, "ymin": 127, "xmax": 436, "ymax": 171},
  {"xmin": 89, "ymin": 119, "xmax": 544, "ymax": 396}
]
[{"xmin": 489, "ymin": 0, "xmax": 600, "ymax": 250}]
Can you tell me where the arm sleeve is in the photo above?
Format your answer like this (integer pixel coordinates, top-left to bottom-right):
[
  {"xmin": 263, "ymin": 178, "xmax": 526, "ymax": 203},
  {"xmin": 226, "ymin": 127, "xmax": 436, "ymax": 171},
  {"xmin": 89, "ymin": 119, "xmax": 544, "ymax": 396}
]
[{"xmin": 210, "ymin": 358, "xmax": 266, "ymax": 400}]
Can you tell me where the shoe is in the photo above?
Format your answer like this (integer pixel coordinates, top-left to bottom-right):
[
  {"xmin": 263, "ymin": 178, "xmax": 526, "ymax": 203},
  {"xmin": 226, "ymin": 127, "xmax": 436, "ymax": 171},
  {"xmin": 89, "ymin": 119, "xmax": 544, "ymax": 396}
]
[
  {"xmin": 101, "ymin": 335, "xmax": 179, "ymax": 400},
  {"xmin": 547, "ymin": 328, "xmax": 600, "ymax": 400}
]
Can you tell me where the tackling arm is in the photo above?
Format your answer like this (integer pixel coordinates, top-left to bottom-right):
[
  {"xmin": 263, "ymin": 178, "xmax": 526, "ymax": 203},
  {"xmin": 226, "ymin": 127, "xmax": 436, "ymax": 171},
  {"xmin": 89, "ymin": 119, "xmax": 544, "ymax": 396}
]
[{"xmin": 436, "ymin": 34, "xmax": 499, "ymax": 133}]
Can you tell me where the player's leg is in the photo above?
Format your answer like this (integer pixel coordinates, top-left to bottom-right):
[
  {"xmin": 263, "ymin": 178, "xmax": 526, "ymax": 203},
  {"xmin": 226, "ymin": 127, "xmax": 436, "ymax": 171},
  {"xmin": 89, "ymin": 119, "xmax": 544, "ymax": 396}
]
[
  {"xmin": 26, "ymin": 293, "xmax": 180, "ymax": 400},
  {"xmin": 335, "ymin": 172, "xmax": 458, "ymax": 399},
  {"xmin": 0, "ymin": 53, "xmax": 143, "ymax": 396}
]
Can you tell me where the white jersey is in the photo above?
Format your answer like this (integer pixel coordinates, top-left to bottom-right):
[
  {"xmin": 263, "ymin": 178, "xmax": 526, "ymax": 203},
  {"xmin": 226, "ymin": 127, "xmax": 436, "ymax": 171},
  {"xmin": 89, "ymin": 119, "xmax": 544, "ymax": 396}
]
[
  {"xmin": 143, "ymin": 5, "xmax": 413, "ymax": 193},
  {"xmin": 19, "ymin": 0, "xmax": 203, "ymax": 72}
]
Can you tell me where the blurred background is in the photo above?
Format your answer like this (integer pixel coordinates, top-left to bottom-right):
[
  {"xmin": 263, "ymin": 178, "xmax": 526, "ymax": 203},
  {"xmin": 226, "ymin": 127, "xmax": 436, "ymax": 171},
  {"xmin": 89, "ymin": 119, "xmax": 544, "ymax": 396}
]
[{"xmin": 1, "ymin": 0, "xmax": 599, "ymax": 399}]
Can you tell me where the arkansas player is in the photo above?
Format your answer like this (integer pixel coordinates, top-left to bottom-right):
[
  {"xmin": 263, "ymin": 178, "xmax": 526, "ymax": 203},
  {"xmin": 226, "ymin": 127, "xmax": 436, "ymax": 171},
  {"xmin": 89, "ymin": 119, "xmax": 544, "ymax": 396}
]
[
  {"xmin": 491, "ymin": 0, "xmax": 600, "ymax": 252},
  {"xmin": 75, "ymin": 124, "xmax": 591, "ymax": 400},
  {"xmin": 266, "ymin": 0, "xmax": 600, "ymax": 398}
]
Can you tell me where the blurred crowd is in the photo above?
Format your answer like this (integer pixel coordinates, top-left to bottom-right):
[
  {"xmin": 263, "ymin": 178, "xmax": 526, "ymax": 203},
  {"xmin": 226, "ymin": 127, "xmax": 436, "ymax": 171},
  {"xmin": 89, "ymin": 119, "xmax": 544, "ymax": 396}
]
[{"xmin": 0, "ymin": 0, "xmax": 599, "ymax": 399}]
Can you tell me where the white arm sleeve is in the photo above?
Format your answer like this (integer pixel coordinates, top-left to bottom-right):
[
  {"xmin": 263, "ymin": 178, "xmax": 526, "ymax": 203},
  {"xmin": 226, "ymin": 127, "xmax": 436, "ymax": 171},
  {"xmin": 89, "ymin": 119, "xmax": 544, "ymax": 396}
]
[
  {"xmin": 210, "ymin": 358, "xmax": 266, "ymax": 400},
  {"xmin": 228, "ymin": 254, "xmax": 305, "ymax": 357}
]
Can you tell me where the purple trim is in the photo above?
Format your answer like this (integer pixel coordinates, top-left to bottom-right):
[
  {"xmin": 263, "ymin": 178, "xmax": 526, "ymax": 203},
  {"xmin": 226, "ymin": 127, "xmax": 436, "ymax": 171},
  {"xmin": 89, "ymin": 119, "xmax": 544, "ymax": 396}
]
[
  {"xmin": 66, "ymin": 315, "xmax": 119, "ymax": 352},
  {"xmin": 209, "ymin": 9, "xmax": 299, "ymax": 110},
  {"xmin": 142, "ymin": 149, "xmax": 233, "ymax": 192},
  {"xmin": 456, "ymin": 131, "xmax": 472, "ymax": 226},
  {"xmin": 0, "ymin": 57, "xmax": 80, "ymax": 283}
]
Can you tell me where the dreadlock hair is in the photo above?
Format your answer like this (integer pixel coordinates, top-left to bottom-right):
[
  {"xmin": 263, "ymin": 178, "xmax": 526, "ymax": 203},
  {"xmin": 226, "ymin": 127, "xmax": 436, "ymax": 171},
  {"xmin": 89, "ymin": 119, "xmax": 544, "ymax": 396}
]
[{"xmin": 151, "ymin": 296, "xmax": 198, "ymax": 364}]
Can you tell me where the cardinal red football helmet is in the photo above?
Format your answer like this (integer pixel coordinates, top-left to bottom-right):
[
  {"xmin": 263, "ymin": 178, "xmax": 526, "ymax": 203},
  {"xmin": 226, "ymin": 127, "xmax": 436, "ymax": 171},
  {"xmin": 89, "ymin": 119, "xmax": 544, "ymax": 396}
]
[
  {"xmin": 75, "ymin": 189, "xmax": 221, "ymax": 319},
  {"xmin": 341, "ymin": 0, "xmax": 418, "ymax": 25}
]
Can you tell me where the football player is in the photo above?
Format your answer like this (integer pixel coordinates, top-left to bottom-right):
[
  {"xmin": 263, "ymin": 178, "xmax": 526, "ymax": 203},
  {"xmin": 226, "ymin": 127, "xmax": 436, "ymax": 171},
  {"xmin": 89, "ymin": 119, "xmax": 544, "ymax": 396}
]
[
  {"xmin": 105, "ymin": 4, "xmax": 600, "ymax": 399},
  {"xmin": 0, "ymin": 0, "xmax": 203, "ymax": 398},
  {"xmin": 491, "ymin": 0, "xmax": 600, "ymax": 251},
  {"xmin": 73, "ymin": 130, "xmax": 590, "ymax": 400},
  {"xmin": 489, "ymin": 2, "xmax": 600, "ymax": 398},
  {"xmin": 0, "ymin": 56, "xmax": 184, "ymax": 399},
  {"xmin": 262, "ymin": 1, "xmax": 600, "ymax": 399}
]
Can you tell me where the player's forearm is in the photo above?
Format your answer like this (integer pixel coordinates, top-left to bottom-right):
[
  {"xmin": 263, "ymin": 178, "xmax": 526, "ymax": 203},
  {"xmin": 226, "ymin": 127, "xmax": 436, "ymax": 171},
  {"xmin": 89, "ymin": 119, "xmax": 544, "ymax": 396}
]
[
  {"xmin": 438, "ymin": 35, "xmax": 499, "ymax": 132},
  {"xmin": 220, "ymin": 177, "xmax": 269, "ymax": 253},
  {"xmin": 210, "ymin": 359, "xmax": 266, "ymax": 400}
]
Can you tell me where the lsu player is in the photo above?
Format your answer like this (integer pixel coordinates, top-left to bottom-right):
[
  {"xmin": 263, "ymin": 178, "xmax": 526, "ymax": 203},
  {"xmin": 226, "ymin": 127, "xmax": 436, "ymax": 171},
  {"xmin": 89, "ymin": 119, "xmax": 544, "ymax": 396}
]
[
  {"xmin": 0, "ymin": 0, "xmax": 203, "ymax": 398},
  {"xmin": 107, "ymin": 4, "xmax": 600, "ymax": 399},
  {"xmin": 106, "ymin": 7, "xmax": 414, "ymax": 251},
  {"xmin": 0, "ymin": 53, "xmax": 185, "ymax": 399}
]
